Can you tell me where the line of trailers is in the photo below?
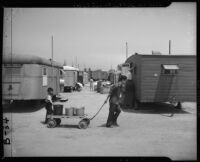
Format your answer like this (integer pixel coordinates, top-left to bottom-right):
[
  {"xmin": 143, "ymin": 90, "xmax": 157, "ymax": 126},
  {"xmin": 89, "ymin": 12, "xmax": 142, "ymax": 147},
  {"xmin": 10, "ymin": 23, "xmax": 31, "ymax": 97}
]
[
  {"xmin": 2, "ymin": 54, "xmax": 89, "ymax": 103},
  {"xmin": 2, "ymin": 53, "xmax": 196, "ymax": 109}
]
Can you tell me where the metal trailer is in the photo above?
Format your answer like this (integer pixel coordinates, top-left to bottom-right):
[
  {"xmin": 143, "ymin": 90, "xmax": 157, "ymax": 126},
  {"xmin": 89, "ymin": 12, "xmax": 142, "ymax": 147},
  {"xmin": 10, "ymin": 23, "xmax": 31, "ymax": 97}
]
[
  {"xmin": 125, "ymin": 53, "xmax": 196, "ymax": 109},
  {"xmin": 63, "ymin": 66, "xmax": 79, "ymax": 92},
  {"xmin": 2, "ymin": 54, "xmax": 64, "ymax": 103},
  {"xmin": 78, "ymin": 71, "xmax": 89, "ymax": 86}
]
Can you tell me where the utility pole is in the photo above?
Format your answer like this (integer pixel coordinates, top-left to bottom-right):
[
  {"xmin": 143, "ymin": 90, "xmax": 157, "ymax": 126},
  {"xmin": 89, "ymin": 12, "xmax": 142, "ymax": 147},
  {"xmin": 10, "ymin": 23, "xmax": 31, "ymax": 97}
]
[
  {"xmin": 169, "ymin": 40, "xmax": 171, "ymax": 55},
  {"xmin": 51, "ymin": 36, "xmax": 54, "ymax": 66},
  {"xmin": 75, "ymin": 56, "xmax": 78, "ymax": 68},
  {"xmin": 126, "ymin": 42, "xmax": 128, "ymax": 59}
]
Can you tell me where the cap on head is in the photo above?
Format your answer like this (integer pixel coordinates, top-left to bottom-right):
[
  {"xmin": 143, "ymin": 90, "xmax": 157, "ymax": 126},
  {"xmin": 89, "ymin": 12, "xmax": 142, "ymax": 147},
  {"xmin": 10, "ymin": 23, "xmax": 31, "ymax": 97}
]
[{"xmin": 47, "ymin": 87, "xmax": 53, "ymax": 92}]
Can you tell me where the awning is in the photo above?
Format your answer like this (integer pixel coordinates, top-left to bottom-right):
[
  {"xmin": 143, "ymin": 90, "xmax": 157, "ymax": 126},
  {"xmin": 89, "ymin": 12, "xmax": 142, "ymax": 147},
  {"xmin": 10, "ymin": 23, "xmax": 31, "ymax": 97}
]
[
  {"xmin": 162, "ymin": 64, "xmax": 179, "ymax": 70},
  {"xmin": 60, "ymin": 69, "xmax": 65, "ymax": 74}
]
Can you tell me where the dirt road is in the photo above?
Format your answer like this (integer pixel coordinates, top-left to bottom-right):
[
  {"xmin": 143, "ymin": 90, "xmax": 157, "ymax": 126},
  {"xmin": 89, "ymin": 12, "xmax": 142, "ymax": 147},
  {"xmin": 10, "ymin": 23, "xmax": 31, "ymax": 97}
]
[{"xmin": 3, "ymin": 84, "xmax": 196, "ymax": 160}]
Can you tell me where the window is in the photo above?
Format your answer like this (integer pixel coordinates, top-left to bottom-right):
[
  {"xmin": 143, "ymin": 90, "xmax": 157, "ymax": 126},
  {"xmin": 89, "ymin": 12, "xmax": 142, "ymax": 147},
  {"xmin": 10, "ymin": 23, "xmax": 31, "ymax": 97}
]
[
  {"xmin": 4, "ymin": 64, "xmax": 22, "ymax": 76},
  {"xmin": 42, "ymin": 68, "xmax": 47, "ymax": 75},
  {"xmin": 161, "ymin": 64, "xmax": 179, "ymax": 75},
  {"xmin": 4, "ymin": 67, "xmax": 21, "ymax": 75},
  {"xmin": 134, "ymin": 66, "xmax": 137, "ymax": 74},
  {"xmin": 130, "ymin": 62, "xmax": 133, "ymax": 69}
]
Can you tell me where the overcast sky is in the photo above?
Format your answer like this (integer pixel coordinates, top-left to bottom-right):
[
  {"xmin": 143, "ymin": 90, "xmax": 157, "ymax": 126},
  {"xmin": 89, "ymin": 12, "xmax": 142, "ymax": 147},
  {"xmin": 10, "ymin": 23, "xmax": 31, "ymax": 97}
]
[{"xmin": 3, "ymin": 2, "xmax": 196, "ymax": 71}]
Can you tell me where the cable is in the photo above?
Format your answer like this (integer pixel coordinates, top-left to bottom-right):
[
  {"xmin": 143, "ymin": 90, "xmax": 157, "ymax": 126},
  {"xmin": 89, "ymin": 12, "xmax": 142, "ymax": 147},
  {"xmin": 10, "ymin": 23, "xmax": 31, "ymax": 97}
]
[{"xmin": 89, "ymin": 102, "xmax": 106, "ymax": 120}]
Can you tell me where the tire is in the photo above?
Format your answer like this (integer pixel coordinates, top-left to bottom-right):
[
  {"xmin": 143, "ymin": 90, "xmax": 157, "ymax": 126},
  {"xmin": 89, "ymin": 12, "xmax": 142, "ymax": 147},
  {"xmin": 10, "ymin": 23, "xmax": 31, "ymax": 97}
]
[
  {"xmin": 78, "ymin": 120, "xmax": 88, "ymax": 129},
  {"xmin": 174, "ymin": 101, "xmax": 182, "ymax": 109},
  {"xmin": 55, "ymin": 118, "xmax": 61, "ymax": 125},
  {"xmin": 47, "ymin": 119, "xmax": 57, "ymax": 128}
]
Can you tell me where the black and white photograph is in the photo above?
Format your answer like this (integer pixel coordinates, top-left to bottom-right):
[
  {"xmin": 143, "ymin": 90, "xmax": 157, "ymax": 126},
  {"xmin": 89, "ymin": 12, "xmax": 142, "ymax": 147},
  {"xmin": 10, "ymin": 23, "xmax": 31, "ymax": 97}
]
[{"xmin": 2, "ymin": 2, "xmax": 197, "ymax": 160}]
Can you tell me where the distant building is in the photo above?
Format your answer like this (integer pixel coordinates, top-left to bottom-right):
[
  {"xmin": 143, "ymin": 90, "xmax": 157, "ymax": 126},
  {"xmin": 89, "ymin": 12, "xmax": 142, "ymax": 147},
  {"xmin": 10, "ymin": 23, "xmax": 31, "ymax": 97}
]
[{"xmin": 91, "ymin": 69, "xmax": 108, "ymax": 80}]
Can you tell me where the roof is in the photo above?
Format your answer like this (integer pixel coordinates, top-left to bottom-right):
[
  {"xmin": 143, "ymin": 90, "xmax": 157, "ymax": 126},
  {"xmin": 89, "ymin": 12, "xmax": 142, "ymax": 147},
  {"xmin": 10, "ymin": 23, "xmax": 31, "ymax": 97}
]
[
  {"xmin": 162, "ymin": 64, "xmax": 179, "ymax": 70},
  {"xmin": 129, "ymin": 53, "xmax": 196, "ymax": 58},
  {"xmin": 126, "ymin": 53, "xmax": 196, "ymax": 63},
  {"xmin": 3, "ymin": 53, "xmax": 63, "ymax": 68},
  {"xmin": 63, "ymin": 66, "xmax": 79, "ymax": 71}
]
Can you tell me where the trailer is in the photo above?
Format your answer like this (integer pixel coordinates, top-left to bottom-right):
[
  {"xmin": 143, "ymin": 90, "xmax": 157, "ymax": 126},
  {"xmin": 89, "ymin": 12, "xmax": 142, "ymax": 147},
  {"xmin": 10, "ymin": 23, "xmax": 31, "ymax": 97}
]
[
  {"xmin": 125, "ymin": 53, "xmax": 196, "ymax": 109},
  {"xmin": 92, "ymin": 70, "xmax": 108, "ymax": 81},
  {"xmin": 63, "ymin": 66, "xmax": 79, "ymax": 92},
  {"xmin": 78, "ymin": 71, "xmax": 89, "ymax": 86},
  {"xmin": 2, "ymin": 54, "xmax": 64, "ymax": 103}
]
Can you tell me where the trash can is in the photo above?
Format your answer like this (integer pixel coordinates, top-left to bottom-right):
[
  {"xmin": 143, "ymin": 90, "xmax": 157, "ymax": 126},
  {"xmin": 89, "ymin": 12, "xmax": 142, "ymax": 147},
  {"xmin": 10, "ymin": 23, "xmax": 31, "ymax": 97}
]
[
  {"xmin": 53, "ymin": 104, "xmax": 63, "ymax": 115},
  {"xmin": 65, "ymin": 107, "xmax": 74, "ymax": 116},
  {"xmin": 76, "ymin": 107, "xmax": 85, "ymax": 116}
]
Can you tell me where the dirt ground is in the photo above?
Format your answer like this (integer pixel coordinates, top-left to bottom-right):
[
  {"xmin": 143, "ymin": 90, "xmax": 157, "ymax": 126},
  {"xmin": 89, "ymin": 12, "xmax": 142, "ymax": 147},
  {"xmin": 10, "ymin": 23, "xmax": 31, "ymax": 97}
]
[{"xmin": 3, "ymin": 84, "xmax": 197, "ymax": 160}]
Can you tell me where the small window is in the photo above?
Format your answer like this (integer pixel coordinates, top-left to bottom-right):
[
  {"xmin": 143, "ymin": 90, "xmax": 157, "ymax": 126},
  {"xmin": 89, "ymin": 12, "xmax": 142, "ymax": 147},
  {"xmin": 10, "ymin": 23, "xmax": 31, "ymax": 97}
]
[
  {"xmin": 4, "ymin": 67, "xmax": 21, "ymax": 75},
  {"xmin": 134, "ymin": 66, "xmax": 137, "ymax": 74},
  {"xmin": 130, "ymin": 62, "xmax": 133, "ymax": 69},
  {"xmin": 161, "ymin": 64, "xmax": 179, "ymax": 75},
  {"xmin": 43, "ymin": 68, "xmax": 47, "ymax": 75}
]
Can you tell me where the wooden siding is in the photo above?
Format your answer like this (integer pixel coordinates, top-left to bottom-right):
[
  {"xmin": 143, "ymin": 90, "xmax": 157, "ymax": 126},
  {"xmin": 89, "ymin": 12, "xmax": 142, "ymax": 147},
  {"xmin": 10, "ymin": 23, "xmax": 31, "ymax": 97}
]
[{"xmin": 140, "ymin": 56, "xmax": 196, "ymax": 102}]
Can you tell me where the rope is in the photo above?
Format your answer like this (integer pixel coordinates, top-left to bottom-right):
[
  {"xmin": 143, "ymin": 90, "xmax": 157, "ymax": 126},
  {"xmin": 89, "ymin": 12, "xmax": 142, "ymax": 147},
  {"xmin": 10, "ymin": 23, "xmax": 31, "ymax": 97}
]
[{"xmin": 89, "ymin": 102, "xmax": 106, "ymax": 120}]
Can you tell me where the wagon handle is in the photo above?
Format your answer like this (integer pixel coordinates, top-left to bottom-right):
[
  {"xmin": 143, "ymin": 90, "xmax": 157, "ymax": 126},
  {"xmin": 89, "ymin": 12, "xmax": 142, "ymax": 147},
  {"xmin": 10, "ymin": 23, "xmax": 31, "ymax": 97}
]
[{"xmin": 89, "ymin": 102, "xmax": 106, "ymax": 120}]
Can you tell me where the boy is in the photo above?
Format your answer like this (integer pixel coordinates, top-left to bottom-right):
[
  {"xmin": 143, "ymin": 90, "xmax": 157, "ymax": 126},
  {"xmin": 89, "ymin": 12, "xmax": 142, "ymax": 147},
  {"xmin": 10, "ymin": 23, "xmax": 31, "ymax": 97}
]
[{"xmin": 44, "ymin": 87, "xmax": 54, "ymax": 123}]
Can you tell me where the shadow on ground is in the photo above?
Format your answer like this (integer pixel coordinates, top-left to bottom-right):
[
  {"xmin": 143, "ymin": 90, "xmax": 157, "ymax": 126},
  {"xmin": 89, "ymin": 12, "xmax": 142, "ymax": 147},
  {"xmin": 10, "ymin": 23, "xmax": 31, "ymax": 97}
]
[
  {"xmin": 57, "ymin": 124, "xmax": 79, "ymax": 129},
  {"xmin": 98, "ymin": 123, "xmax": 107, "ymax": 127},
  {"xmin": 40, "ymin": 121, "xmax": 79, "ymax": 129},
  {"xmin": 122, "ymin": 103, "xmax": 190, "ymax": 115},
  {"xmin": 3, "ymin": 100, "xmax": 45, "ymax": 113}
]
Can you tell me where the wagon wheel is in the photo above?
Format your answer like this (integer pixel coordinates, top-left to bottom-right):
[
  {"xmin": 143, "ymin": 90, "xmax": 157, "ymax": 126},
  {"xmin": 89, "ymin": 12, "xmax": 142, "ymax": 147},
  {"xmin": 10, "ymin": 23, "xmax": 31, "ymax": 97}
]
[
  {"xmin": 174, "ymin": 101, "xmax": 182, "ymax": 109},
  {"xmin": 47, "ymin": 119, "xmax": 57, "ymax": 128},
  {"xmin": 55, "ymin": 118, "xmax": 61, "ymax": 125},
  {"xmin": 78, "ymin": 120, "xmax": 89, "ymax": 129},
  {"xmin": 169, "ymin": 96, "xmax": 178, "ymax": 107}
]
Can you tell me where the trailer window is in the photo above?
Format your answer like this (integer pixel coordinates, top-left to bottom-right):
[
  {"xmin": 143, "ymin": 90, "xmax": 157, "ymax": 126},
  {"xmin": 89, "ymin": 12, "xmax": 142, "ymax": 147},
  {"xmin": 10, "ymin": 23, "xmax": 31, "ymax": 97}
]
[
  {"xmin": 4, "ymin": 67, "xmax": 21, "ymax": 75},
  {"xmin": 42, "ymin": 68, "xmax": 47, "ymax": 75},
  {"xmin": 130, "ymin": 62, "xmax": 133, "ymax": 68},
  {"xmin": 134, "ymin": 66, "xmax": 137, "ymax": 74},
  {"xmin": 161, "ymin": 65, "xmax": 179, "ymax": 75}
]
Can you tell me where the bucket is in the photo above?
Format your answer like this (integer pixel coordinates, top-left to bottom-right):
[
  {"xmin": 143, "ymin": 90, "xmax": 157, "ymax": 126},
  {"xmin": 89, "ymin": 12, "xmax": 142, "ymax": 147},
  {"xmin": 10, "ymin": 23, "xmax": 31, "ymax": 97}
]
[
  {"xmin": 65, "ymin": 107, "xmax": 74, "ymax": 116},
  {"xmin": 53, "ymin": 104, "xmax": 63, "ymax": 115},
  {"xmin": 76, "ymin": 107, "xmax": 85, "ymax": 116}
]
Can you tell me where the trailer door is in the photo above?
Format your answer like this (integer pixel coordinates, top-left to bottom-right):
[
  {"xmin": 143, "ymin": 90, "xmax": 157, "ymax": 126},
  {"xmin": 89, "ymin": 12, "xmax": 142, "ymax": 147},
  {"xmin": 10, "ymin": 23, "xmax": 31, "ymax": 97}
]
[{"xmin": 154, "ymin": 64, "xmax": 179, "ymax": 102}]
